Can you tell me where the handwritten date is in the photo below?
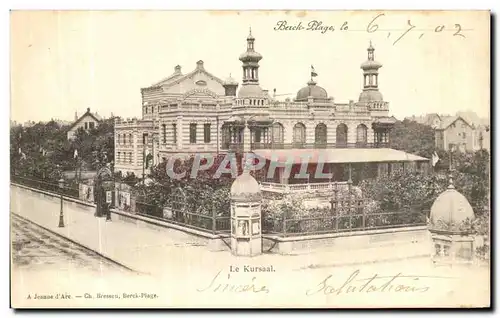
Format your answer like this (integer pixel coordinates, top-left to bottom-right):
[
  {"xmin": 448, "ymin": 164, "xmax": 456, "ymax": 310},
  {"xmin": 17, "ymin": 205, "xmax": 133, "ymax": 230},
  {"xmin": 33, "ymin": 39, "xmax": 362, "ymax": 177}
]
[{"xmin": 274, "ymin": 13, "xmax": 468, "ymax": 45}]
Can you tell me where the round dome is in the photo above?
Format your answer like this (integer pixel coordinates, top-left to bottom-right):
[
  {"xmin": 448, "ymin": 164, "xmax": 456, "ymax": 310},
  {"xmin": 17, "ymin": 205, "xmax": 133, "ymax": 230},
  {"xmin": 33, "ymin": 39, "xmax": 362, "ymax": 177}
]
[
  {"xmin": 429, "ymin": 183, "xmax": 475, "ymax": 229},
  {"xmin": 237, "ymin": 84, "xmax": 265, "ymax": 98},
  {"xmin": 230, "ymin": 172, "xmax": 261, "ymax": 202},
  {"xmin": 296, "ymin": 81, "xmax": 328, "ymax": 101},
  {"xmin": 359, "ymin": 90, "xmax": 383, "ymax": 102}
]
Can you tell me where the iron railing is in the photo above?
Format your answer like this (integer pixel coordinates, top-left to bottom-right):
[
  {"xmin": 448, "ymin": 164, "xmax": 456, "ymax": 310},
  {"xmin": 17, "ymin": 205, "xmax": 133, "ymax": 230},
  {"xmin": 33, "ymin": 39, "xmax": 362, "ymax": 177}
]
[
  {"xmin": 262, "ymin": 206, "xmax": 427, "ymax": 237},
  {"xmin": 250, "ymin": 142, "xmax": 390, "ymax": 150},
  {"xmin": 135, "ymin": 200, "xmax": 230, "ymax": 234},
  {"xmin": 221, "ymin": 142, "xmax": 391, "ymax": 151},
  {"xmin": 11, "ymin": 174, "xmax": 428, "ymax": 238},
  {"xmin": 11, "ymin": 175, "xmax": 79, "ymax": 199}
]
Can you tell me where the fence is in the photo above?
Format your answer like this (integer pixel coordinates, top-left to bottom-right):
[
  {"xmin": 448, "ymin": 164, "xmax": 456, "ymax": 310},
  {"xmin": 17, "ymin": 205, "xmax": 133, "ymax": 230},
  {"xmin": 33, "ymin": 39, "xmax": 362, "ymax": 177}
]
[
  {"xmin": 134, "ymin": 200, "xmax": 230, "ymax": 235},
  {"xmin": 11, "ymin": 174, "xmax": 427, "ymax": 238},
  {"xmin": 250, "ymin": 142, "xmax": 391, "ymax": 150},
  {"xmin": 11, "ymin": 175, "xmax": 79, "ymax": 199},
  {"xmin": 262, "ymin": 205, "xmax": 427, "ymax": 237}
]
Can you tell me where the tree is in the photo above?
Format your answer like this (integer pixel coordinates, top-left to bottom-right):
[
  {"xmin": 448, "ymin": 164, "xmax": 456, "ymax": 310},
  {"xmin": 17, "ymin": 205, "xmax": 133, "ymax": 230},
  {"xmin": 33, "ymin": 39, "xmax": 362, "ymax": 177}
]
[
  {"xmin": 390, "ymin": 119, "xmax": 435, "ymax": 157},
  {"xmin": 135, "ymin": 154, "xmax": 241, "ymax": 216},
  {"xmin": 72, "ymin": 118, "xmax": 114, "ymax": 170},
  {"xmin": 11, "ymin": 118, "xmax": 115, "ymax": 182}
]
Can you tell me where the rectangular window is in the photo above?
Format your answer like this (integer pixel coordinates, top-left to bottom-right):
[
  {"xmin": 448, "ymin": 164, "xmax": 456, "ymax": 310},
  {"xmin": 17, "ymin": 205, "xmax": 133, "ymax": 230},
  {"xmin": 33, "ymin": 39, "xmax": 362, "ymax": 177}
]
[
  {"xmin": 204, "ymin": 123, "xmax": 211, "ymax": 143},
  {"xmin": 89, "ymin": 122, "xmax": 95, "ymax": 129},
  {"xmin": 162, "ymin": 124, "xmax": 167, "ymax": 144},
  {"xmin": 118, "ymin": 152, "xmax": 121, "ymax": 163},
  {"xmin": 173, "ymin": 124, "xmax": 177, "ymax": 144},
  {"xmin": 84, "ymin": 122, "xmax": 88, "ymax": 129},
  {"xmin": 129, "ymin": 152, "xmax": 132, "ymax": 163},
  {"xmin": 190, "ymin": 123, "xmax": 197, "ymax": 144}
]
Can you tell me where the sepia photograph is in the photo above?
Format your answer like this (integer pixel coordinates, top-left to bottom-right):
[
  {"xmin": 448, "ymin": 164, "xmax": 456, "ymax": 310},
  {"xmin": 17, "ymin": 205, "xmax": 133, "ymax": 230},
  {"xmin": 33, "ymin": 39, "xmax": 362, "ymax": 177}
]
[{"xmin": 9, "ymin": 10, "xmax": 491, "ymax": 308}]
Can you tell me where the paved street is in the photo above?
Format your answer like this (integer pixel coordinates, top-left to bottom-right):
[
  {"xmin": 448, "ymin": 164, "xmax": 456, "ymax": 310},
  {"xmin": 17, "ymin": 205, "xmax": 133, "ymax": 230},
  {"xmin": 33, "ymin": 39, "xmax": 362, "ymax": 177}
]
[{"xmin": 11, "ymin": 213, "xmax": 130, "ymax": 274}]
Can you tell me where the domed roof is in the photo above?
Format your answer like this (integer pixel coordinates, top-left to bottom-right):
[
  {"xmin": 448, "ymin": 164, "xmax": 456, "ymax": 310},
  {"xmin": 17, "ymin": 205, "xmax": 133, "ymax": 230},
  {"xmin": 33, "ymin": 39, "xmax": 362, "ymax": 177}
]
[
  {"xmin": 238, "ymin": 84, "xmax": 265, "ymax": 98},
  {"xmin": 361, "ymin": 41, "xmax": 383, "ymax": 70},
  {"xmin": 296, "ymin": 80, "xmax": 328, "ymax": 101},
  {"xmin": 359, "ymin": 90, "xmax": 383, "ymax": 102},
  {"xmin": 230, "ymin": 171, "xmax": 261, "ymax": 202},
  {"xmin": 361, "ymin": 59, "xmax": 383, "ymax": 70},
  {"xmin": 239, "ymin": 51, "xmax": 262, "ymax": 62},
  {"xmin": 223, "ymin": 75, "xmax": 238, "ymax": 86},
  {"xmin": 429, "ymin": 178, "xmax": 475, "ymax": 230}
]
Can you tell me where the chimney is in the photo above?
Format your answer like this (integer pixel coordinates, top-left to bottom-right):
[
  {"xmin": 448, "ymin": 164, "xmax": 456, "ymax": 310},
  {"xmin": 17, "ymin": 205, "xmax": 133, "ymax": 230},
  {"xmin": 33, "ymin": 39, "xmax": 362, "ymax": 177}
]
[
  {"xmin": 196, "ymin": 60, "xmax": 204, "ymax": 70},
  {"xmin": 87, "ymin": 107, "xmax": 90, "ymax": 113},
  {"xmin": 74, "ymin": 111, "xmax": 78, "ymax": 121},
  {"xmin": 174, "ymin": 65, "xmax": 182, "ymax": 74}
]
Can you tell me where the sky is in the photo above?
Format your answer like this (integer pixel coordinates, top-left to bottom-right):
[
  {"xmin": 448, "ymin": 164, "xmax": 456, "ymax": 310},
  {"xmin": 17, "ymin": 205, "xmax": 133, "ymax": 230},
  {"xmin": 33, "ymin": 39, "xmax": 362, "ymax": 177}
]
[{"xmin": 10, "ymin": 10, "xmax": 490, "ymax": 123}]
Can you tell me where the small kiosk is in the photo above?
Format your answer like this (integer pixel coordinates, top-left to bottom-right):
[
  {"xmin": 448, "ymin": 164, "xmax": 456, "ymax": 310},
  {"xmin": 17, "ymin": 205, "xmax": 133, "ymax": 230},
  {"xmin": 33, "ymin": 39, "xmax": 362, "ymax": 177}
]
[
  {"xmin": 428, "ymin": 175, "xmax": 476, "ymax": 264},
  {"xmin": 230, "ymin": 168, "xmax": 263, "ymax": 256}
]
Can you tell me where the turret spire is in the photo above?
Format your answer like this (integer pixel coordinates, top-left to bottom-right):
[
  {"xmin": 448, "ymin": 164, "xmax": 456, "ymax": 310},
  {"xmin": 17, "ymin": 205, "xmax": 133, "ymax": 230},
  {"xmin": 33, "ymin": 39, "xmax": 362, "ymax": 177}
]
[
  {"xmin": 358, "ymin": 41, "xmax": 384, "ymax": 103},
  {"xmin": 239, "ymin": 29, "xmax": 262, "ymax": 84}
]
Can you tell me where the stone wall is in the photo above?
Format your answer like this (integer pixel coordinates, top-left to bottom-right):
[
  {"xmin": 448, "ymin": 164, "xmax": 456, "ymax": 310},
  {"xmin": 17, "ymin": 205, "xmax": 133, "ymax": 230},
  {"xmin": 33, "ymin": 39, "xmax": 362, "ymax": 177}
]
[
  {"xmin": 12, "ymin": 183, "xmax": 433, "ymax": 258},
  {"xmin": 262, "ymin": 226, "xmax": 432, "ymax": 256}
]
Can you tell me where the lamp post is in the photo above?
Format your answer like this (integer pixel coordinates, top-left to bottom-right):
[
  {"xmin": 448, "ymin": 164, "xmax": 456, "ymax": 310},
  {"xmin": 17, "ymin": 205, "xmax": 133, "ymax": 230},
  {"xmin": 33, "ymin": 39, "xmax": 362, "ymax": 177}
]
[{"xmin": 58, "ymin": 178, "xmax": 65, "ymax": 228}]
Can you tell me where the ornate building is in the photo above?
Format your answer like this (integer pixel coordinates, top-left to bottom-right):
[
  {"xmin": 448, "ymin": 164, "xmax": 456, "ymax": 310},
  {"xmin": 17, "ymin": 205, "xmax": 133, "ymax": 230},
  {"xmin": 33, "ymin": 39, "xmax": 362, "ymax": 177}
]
[{"xmin": 114, "ymin": 31, "xmax": 429, "ymax": 191}]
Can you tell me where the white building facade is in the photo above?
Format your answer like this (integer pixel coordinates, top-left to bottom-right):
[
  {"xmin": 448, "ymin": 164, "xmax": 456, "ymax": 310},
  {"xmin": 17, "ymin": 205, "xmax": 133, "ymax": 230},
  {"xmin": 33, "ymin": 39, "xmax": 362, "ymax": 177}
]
[{"xmin": 115, "ymin": 32, "xmax": 422, "ymax": 182}]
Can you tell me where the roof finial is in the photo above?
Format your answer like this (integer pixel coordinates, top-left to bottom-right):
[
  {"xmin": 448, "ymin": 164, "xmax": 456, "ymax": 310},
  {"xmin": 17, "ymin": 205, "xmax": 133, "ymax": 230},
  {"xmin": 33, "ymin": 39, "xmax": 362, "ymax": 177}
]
[
  {"xmin": 448, "ymin": 173, "xmax": 455, "ymax": 189},
  {"xmin": 242, "ymin": 159, "xmax": 252, "ymax": 175},
  {"xmin": 249, "ymin": 26, "xmax": 252, "ymax": 37}
]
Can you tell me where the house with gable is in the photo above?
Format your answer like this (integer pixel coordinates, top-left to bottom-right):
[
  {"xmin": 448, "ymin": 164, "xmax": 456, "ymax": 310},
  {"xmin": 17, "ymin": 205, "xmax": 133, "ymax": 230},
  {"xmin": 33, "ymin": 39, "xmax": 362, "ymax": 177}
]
[
  {"xmin": 434, "ymin": 116, "xmax": 478, "ymax": 152},
  {"xmin": 67, "ymin": 108, "xmax": 102, "ymax": 140}
]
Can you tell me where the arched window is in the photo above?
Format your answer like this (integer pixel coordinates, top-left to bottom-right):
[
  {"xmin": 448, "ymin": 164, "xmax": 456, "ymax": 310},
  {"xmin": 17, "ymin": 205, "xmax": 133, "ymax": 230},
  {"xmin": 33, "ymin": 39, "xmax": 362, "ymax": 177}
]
[
  {"xmin": 293, "ymin": 123, "xmax": 306, "ymax": 146},
  {"xmin": 117, "ymin": 134, "xmax": 121, "ymax": 145},
  {"xmin": 272, "ymin": 123, "xmax": 284, "ymax": 145},
  {"xmin": 129, "ymin": 133, "xmax": 132, "ymax": 145},
  {"xmin": 356, "ymin": 124, "xmax": 368, "ymax": 146},
  {"xmin": 315, "ymin": 123, "xmax": 327, "ymax": 147},
  {"xmin": 336, "ymin": 123, "xmax": 348, "ymax": 147}
]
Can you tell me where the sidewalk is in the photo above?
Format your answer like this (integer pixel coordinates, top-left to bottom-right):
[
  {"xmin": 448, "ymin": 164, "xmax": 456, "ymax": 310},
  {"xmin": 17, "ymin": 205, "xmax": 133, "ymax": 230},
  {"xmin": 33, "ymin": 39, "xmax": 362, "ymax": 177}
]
[{"xmin": 10, "ymin": 185, "xmax": 432, "ymax": 277}]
